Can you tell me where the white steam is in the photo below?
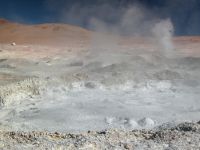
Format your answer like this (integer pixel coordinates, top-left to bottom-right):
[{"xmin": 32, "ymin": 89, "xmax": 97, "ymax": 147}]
[
  {"xmin": 152, "ymin": 19, "xmax": 174, "ymax": 57},
  {"xmin": 46, "ymin": 1, "xmax": 176, "ymax": 57},
  {"xmin": 89, "ymin": 6, "xmax": 175, "ymax": 57}
]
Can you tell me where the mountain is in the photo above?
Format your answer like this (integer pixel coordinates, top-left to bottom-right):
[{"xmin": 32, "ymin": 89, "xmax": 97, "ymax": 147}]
[{"xmin": 0, "ymin": 18, "xmax": 91, "ymax": 46}]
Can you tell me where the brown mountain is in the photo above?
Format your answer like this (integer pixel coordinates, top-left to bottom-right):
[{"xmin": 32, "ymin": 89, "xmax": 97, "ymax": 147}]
[{"xmin": 0, "ymin": 19, "xmax": 91, "ymax": 47}]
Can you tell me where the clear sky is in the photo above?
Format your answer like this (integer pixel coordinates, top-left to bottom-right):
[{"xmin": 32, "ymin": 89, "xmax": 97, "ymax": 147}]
[{"xmin": 0, "ymin": 0, "xmax": 200, "ymax": 35}]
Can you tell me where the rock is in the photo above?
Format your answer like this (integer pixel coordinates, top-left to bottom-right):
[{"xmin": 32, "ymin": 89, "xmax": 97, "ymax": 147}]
[
  {"xmin": 84, "ymin": 82, "xmax": 96, "ymax": 89},
  {"xmin": 128, "ymin": 119, "xmax": 138, "ymax": 128},
  {"xmin": 11, "ymin": 42, "xmax": 16, "ymax": 46},
  {"xmin": 138, "ymin": 117, "xmax": 155, "ymax": 127},
  {"xmin": 124, "ymin": 143, "xmax": 133, "ymax": 149},
  {"xmin": 105, "ymin": 117, "xmax": 115, "ymax": 125}
]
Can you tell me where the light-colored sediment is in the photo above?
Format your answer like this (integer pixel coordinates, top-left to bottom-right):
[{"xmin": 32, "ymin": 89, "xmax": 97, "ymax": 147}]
[
  {"xmin": 0, "ymin": 122, "xmax": 199, "ymax": 149},
  {"xmin": 0, "ymin": 78, "xmax": 45, "ymax": 106}
]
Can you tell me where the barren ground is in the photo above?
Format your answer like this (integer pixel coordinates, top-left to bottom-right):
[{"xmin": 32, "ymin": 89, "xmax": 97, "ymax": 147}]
[{"xmin": 0, "ymin": 19, "xmax": 200, "ymax": 149}]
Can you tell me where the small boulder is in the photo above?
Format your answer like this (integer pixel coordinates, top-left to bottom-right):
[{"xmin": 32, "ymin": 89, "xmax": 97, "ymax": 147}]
[
  {"xmin": 11, "ymin": 42, "xmax": 16, "ymax": 46},
  {"xmin": 138, "ymin": 117, "xmax": 155, "ymax": 127}
]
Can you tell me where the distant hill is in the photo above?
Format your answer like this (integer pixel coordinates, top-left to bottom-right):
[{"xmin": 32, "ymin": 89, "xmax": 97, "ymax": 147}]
[
  {"xmin": 0, "ymin": 18, "xmax": 200, "ymax": 57},
  {"xmin": 0, "ymin": 18, "xmax": 91, "ymax": 46}
]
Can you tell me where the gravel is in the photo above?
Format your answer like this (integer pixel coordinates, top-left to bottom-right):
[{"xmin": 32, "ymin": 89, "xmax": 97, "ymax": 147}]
[{"xmin": 0, "ymin": 121, "xmax": 199, "ymax": 150}]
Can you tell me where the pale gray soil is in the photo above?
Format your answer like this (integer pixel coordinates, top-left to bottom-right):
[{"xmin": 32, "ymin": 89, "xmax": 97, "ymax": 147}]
[
  {"xmin": 0, "ymin": 44, "xmax": 200, "ymax": 149},
  {"xmin": 0, "ymin": 122, "xmax": 199, "ymax": 149}
]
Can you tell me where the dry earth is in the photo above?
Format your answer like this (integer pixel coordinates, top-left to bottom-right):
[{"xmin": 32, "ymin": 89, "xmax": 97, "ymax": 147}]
[
  {"xmin": 0, "ymin": 19, "xmax": 200, "ymax": 149},
  {"xmin": 0, "ymin": 122, "xmax": 199, "ymax": 149}
]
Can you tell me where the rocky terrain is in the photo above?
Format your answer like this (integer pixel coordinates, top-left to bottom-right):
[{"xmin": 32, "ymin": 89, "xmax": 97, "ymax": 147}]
[
  {"xmin": 0, "ymin": 19, "xmax": 200, "ymax": 149},
  {"xmin": 0, "ymin": 121, "xmax": 199, "ymax": 149}
]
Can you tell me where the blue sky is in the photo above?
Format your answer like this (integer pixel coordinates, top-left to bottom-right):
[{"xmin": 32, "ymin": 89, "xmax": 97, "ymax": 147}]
[{"xmin": 0, "ymin": 0, "xmax": 200, "ymax": 35}]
